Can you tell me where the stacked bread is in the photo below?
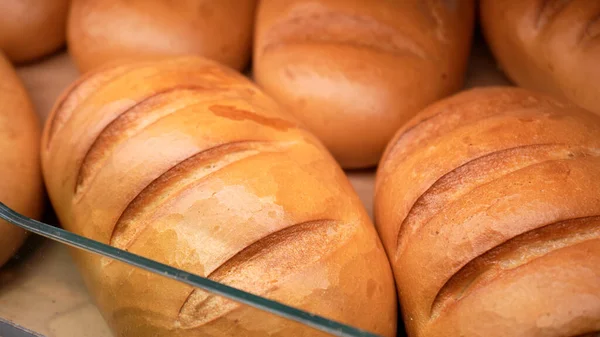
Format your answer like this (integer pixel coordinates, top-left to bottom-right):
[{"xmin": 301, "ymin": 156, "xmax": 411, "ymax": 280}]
[
  {"xmin": 0, "ymin": 0, "xmax": 69, "ymax": 63},
  {"xmin": 67, "ymin": 0, "xmax": 257, "ymax": 73},
  {"xmin": 481, "ymin": 0, "xmax": 600, "ymax": 115},
  {"xmin": 375, "ymin": 87, "xmax": 600, "ymax": 337},
  {"xmin": 0, "ymin": 52, "xmax": 43, "ymax": 266},
  {"xmin": 41, "ymin": 57, "xmax": 397, "ymax": 337},
  {"xmin": 253, "ymin": 0, "xmax": 475, "ymax": 168}
]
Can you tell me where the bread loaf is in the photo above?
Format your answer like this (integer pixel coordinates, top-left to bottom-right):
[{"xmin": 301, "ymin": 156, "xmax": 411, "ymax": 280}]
[
  {"xmin": 375, "ymin": 87, "xmax": 600, "ymax": 337},
  {"xmin": 41, "ymin": 56, "xmax": 397, "ymax": 336},
  {"xmin": 0, "ymin": 0, "xmax": 69, "ymax": 63},
  {"xmin": 68, "ymin": 0, "xmax": 257, "ymax": 73},
  {"xmin": 0, "ymin": 52, "xmax": 43, "ymax": 266},
  {"xmin": 480, "ymin": 0, "xmax": 600, "ymax": 115},
  {"xmin": 253, "ymin": 0, "xmax": 475, "ymax": 168}
]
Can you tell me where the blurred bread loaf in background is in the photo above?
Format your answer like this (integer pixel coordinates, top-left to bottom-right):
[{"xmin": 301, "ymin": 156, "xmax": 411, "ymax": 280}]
[
  {"xmin": 254, "ymin": 0, "xmax": 475, "ymax": 168},
  {"xmin": 481, "ymin": 0, "xmax": 600, "ymax": 115},
  {"xmin": 67, "ymin": 0, "xmax": 257, "ymax": 73},
  {"xmin": 0, "ymin": 52, "xmax": 44, "ymax": 266},
  {"xmin": 0, "ymin": 0, "xmax": 69, "ymax": 63}
]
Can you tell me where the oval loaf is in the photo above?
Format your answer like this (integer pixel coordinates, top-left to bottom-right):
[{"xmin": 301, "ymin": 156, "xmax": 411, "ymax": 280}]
[
  {"xmin": 68, "ymin": 0, "xmax": 257, "ymax": 73},
  {"xmin": 253, "ymin": 0, "xmax": 475, "ymax": 168},
  {"xmin": 0, "ymin": 0, "xmax": 69, "ymax": 63},
  {"xmin": 0, "ymin": 52, "xmax": 43, "ymax": 266},
  {"xmin": 375, "ymin": 87, "xmax": 600, "ymax": 337},
  {"xmin": 41, "ymin": 57, "xmax": 397, "ymax": 337},
  {"xmin": 480, "ymin": 0, "xmax": 600, "ymax": 115}
]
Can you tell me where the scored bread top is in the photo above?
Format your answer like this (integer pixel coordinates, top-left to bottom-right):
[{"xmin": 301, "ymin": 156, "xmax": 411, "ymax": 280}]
[
  {"xmin": 41, "ymin": 57, "xmax": 397, "ymax": 336},
  {"xmin": 375, "ymin": 87, "xmax": 600, "ymax": 337}
]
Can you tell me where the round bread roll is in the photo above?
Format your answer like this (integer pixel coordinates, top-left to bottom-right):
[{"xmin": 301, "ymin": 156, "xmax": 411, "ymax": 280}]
[
  {"xmin": 67, "ymin": 0, "xmax": 257, "ymax": 73},
  {"xmin": 0, "ymin": 52, "xmax": 43, "ymax": 266},
  {"xmin": 41, "ymin": 57, "xmax": 397, "ymax": 337},
  {"xmin": 253, "ymin": 0, "xmax": 475, "ymax": 168},
  {"xmin": 480, "ymin": 0, "xmax": 600, "ymax": 115},
  {"xmin": 375, "ymin": 87, "xmax": 600, "ymax": 337},
  {"xmin": 0, "ymin": 0, "xmax": 69, "ymax": 63}
]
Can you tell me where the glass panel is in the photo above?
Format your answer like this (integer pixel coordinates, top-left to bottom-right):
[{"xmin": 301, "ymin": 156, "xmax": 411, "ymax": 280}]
[
  {"xmin": 0, "ymin": 207, "xmax": 113, "ymax": 337},
  {"xmin": 0, "ymin": 202, "xmax": 383, "ymax": 337}
]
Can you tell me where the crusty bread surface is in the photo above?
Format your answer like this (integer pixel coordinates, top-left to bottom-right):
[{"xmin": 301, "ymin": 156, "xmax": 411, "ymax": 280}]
[
  {"xmin": 375, "ymin": 87, "xmax": 600, "ymax": 337},
  {"xmin": 41, "ymin": 56, "xmax": 397, "ymax": 337}
]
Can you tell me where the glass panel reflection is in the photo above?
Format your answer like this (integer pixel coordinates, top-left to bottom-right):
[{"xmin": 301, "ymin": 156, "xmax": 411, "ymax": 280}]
[{"xmin": 0, "ymin": 202, "xmax": 383, "ymax": 337}]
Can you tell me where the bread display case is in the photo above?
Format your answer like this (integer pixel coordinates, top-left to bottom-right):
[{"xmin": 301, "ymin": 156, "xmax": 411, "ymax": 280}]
[
  {"xmin": 0, "ymin": 35, "xmax": 512, "ymax": 337},
  {"xmin": 3, "ymin": 0, "xmax": 600, "ymax": 330}
]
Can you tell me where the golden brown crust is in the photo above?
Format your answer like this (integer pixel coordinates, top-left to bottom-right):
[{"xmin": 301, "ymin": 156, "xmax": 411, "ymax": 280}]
[
  {"xmin": 67, "ymin": 0, "xmax": 257, "ymax": 73},
  {"xmin": 0, "ymin": 0, "xmax": 69, "ymax": 63},
  {"xmin": 42, "ymin": 56, "xmax": 397, "ymax": 336},
  {"xmin": 432, "ymin": 216, "xmax": 600, "ymax": 317},
  {"xmin": 253, "ymin": 0, "xmax": 475, "ymax": 168},
  {"xmin": 0, "ymin": 52, "xmax": 43, "ymax": 266},
  {"xmin": 177, "ymin": 218, "xmax": 347, "ymax": 328},
  {"xmin": 375, "ymin": 87, "xmax": 600, "ymax": 337},
  {"xmin": 480, "ymin": 0, "xmax": 600, "ymax": 115}
]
